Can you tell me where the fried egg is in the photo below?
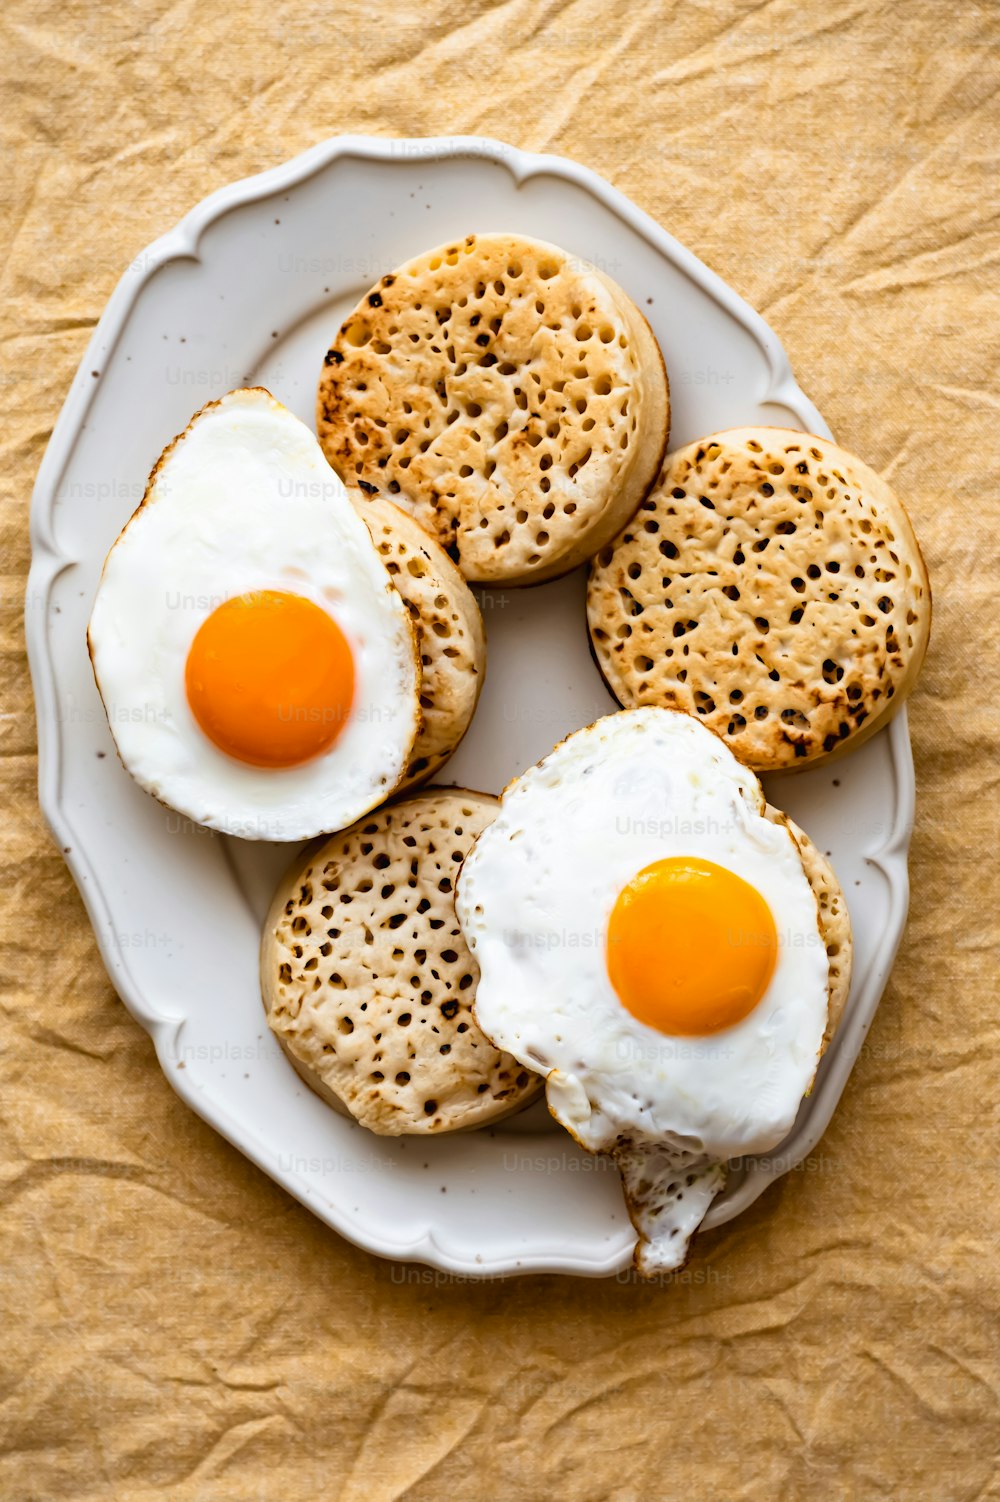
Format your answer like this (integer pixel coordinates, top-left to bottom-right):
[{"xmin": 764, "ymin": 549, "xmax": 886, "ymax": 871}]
[
  {"xmin": 455, "ymin": 707, "xmax": 830, "ymax": 1274},
  {"xmin": 87, "ymin": 388, "xmax": 420, "ymax": 840}
]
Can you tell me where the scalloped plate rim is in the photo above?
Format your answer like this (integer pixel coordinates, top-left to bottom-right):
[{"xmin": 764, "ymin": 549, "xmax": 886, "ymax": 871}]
[{"xmin": 25, "ymin": 134, "xmax": 912, "ymax": 1277}]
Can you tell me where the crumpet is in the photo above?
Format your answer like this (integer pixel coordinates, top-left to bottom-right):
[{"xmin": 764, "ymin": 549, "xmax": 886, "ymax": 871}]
[
  {"xmin": 353, "ymin": 493, "xmax": 486, "ymax": 788},
  {"xmin": 261, "ymin": 790, "xmax": 541, "ymax": 1135},
  {"xmin": 765, "ymin": 807, "xmax": 852, "ymax": 1050},
  {"xmin": 318, "ymin": 233, "xmax": 669, "ymax": 585},
  {"xmin": 588, "ymin": 428, "xmax": 930, "ymax": 770}
]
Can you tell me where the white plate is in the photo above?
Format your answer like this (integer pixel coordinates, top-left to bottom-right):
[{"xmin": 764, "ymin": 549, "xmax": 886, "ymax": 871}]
[{"xmin": 27, "ymin": 136, "xmax": 913, "ymax": 1277}]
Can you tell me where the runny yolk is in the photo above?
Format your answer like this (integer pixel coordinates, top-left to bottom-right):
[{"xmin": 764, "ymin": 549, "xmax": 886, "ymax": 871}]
[
  {"xmin": 185, "ymin": 590, "xmax": 354, "ymax": 768},
  {"xmin": 606, "ymin": 856, "xmax": 777, "ymax": 1036}
]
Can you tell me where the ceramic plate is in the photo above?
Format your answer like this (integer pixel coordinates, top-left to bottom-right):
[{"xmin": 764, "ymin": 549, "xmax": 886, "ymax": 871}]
[{"xmin": 26, "ymin": 136, "xmax": 913, "ymax": 1277}]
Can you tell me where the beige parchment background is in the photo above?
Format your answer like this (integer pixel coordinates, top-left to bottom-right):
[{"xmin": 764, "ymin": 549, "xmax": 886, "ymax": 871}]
[{"xmin": 2, "ymin": 1, "xmax": 998, "ymax": 1497}]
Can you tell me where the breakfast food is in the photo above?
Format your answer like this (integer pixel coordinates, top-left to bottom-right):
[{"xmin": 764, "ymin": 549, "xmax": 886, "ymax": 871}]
[
  {"xmin": 262, "ymin": 789, "xmax": 542, "ymax": 1134},
  {"xmin": 354, "ymin": 492, "xmax": 486, "ymax": 788},
  {"xmin": 587, "ymin": 428, "xmax": 930, "ymax": 770},
  {"xmin": 617, "ymin": 804, "xmax": 851, "ymax": 1272},
  {"xmin": 771, "ymin": 808, "xmax": 852, "ymax": 1049},
  {"xmin": 87, "ymin": 388, "xmax": 420, "ymax": 840},
  {"xmin": 317, "ymin": 233, "xmax": 670, "ymax": 585},
  {"xmin": 72, "ymin": 163, "xmax": 932, "ymax": 1291},
  {"xmin": 455, "ymin": 707, "xmax": 851, "ymax": 1275}
]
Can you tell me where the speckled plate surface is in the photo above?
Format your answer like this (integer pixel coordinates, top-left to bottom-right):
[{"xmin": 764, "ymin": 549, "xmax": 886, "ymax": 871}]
[{"xmin": 26, "ymin": 136, "xmax": 913, "ymax": 1277}]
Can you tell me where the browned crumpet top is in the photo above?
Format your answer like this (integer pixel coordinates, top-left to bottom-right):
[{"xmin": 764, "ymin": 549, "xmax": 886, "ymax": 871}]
[
  {"xmin": 587, "ymin": 428, "xmax": 930, "ymax": 771},
  {"xmin": 317, "ymin": 233, "xmax": 669, "ymax": 585}
]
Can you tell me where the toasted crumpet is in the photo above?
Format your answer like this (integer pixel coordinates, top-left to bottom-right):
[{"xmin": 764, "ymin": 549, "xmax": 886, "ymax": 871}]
[
  {"xmin": 766, "ymin": 807, "xmax": 853, "ymax": 1052},
  {"xmin": 617, "ymin": 805, "xmax": 853, "ymax": 1277},
  {"xmin": 261, "ymin": 790, "xmax": 541, "ymax": 1135},
  {"xmin": 588, "ymin": 428, "xmax": 930, "ymax": 771},
  {"xmin": 317, "ymin": 233, "xmax": 669, "ymax": 585},
  {"xmin": 352, "ymin": 493, "xmax": 486, "ymax": 789}
]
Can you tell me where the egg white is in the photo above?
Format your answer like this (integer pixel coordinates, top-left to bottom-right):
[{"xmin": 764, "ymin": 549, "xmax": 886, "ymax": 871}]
[
  {"xmin": 455, "ymin": 707, "xmax": 830, "ymax": 1271},
  {"xmin": 87, "ymin": 388, "xmax": 420, "ymax": 840}
]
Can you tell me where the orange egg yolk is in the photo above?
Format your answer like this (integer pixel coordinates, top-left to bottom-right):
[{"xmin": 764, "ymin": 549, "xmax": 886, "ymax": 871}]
[
  {"xmin": 606, "ymin": 856, "xmax": 777, "ymax": 1036},
  {"xmin": 185, "ymin": 590, "xmax": 354, "ymax": 768}
]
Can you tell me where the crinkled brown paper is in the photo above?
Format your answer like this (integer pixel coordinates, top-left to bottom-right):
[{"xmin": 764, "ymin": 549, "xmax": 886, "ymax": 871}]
[{"xmin": 1, "ymin": 1, "xmax": 998, "ymax": 1496}]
